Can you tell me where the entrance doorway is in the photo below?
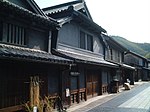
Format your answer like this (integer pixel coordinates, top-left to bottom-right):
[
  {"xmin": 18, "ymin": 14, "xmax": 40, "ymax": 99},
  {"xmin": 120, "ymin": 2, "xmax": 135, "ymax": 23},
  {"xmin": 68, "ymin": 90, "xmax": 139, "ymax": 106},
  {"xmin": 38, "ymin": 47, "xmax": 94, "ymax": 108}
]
[{"xmin": 87, "ymin": 72, "xmax": 100, "ymax": 98}]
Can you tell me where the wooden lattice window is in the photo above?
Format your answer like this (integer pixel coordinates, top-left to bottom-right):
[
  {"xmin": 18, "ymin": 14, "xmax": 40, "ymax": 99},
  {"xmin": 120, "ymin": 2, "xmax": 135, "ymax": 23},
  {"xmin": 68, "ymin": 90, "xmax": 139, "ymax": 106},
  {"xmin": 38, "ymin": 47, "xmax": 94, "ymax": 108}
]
[
  {"xmin": 80, "ymin": 31, "xmax": 93, "ymax": 51},
  {"xmin": 87, "ymin": 34, "xmax": 93, "ymax": 51},
  {"xmin": 1, "ymin": 22, "xmax": 26, "ymax": 45},
  {"xmin": 80, "ymin": 31, "xmax": 86, "ymax": 49},
  {"xmin": 0, "ymin": 64, "xmax": 29, "ymax": 109}
]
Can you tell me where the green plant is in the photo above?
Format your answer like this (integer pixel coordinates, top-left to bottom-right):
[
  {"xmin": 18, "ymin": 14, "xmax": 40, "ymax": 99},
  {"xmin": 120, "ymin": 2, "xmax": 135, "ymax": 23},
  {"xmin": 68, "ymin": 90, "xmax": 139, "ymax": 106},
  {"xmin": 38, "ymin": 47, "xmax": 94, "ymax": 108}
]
[
  {"xmin": 24, "ymin": 96, "xmax": 55, "ymax": 112},
  {"xmin": 23, "ymin": 101, "xmax": 32, "ymax": 112}
]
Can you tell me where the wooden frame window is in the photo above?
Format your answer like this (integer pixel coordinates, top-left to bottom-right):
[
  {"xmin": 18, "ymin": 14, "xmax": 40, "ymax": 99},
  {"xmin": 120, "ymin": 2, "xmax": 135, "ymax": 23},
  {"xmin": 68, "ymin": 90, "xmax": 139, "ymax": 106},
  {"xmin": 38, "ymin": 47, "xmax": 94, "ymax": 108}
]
[
  {"xmin": 118, "ymin": 52, "xmax": 121, "ymax": 62},
  {"xmin": 110, "ymin": 49, "xmax": 113, "ymax": 60},
  {"xmin": 1, "ymin": 22, "xmax": 26, "ymax": 46},
  {"xmin": 80, "ymin": 31, "xmax": 93, "ymax": 51},
  {"xmin": 87, "ymin": 34, "xmax": 93, "ymax": 51},
  {"xmin": 80, "ymin": 31, "xmax": 86, "ymax": 49},
  {"xmin": 0, "ymin": 68, "xmax": 29, "ymax": 109}
]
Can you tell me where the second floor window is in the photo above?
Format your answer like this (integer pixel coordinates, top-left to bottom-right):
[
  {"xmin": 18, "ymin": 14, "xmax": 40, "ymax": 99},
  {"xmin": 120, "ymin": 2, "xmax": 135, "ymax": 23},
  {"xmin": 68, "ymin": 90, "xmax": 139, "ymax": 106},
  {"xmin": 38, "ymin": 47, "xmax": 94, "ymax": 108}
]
[
  {"xmin": 118, "ymin": 52, "xmax": 121, "ymax": 62},
  {"xmin": 0, "ymin": 22, "xmax": 26, "ymax": 46},
  {"xmin": 80, "ymin": 31, "xmax": 93, "ymax": 51},
  {"xmin": 110, "ymin": 49, "xmax": 113, "ymax": 60}
]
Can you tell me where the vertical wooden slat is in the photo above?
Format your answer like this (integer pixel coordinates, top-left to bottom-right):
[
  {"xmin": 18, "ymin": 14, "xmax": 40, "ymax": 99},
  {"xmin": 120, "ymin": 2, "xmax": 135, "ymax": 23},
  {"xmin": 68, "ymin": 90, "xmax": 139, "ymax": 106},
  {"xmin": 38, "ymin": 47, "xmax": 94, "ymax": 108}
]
[
  {"xmin": 15, "ymin": 26, "xmax": 18, "ymax": 44},
  {"xmin": 48, "ymin": 31, "xmax": 52, "ymax": 53},
  {"xmin": 8, "ymin": 24, "xmax": 11, "ymax": 43},
  {"xmin": 2, "ymin": 22, "xmax": 7, "ymax": 42},
  {"xmin": 11, "ymin": 24, "xmax": 15, "ymax": 43},
  {"xmin": 69, "ymin": 77, "xmax": 71, "ymax": 105},
  {"xmin": 13, "ymin": 25, "xmax": 16, "ymax": 44},
  {"xmin": 85, "ymin": 70, "xmax": 87, "ymax": 101},
  {"xmin": 22, "ymin": 28, "xmax": 24, "ymax": 45},
  {"xmin": 18, "ymin": 27, "xmax": 22, "ymax": 45},
  {"xmin": 77, "ymin": 76, "xmax": 80, "ymax": 103},
  {"xmin": 59, "ymin": 69, "xmax": 63, "ymax": 107}
]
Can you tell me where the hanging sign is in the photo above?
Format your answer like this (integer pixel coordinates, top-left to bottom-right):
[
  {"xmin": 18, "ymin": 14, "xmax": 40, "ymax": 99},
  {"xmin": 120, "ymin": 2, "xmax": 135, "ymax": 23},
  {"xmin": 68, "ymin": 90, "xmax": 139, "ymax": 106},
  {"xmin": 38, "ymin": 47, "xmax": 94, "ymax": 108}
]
[{"xmin": 66, "ymin": 88, "xmax": 70, "ymax": 97}]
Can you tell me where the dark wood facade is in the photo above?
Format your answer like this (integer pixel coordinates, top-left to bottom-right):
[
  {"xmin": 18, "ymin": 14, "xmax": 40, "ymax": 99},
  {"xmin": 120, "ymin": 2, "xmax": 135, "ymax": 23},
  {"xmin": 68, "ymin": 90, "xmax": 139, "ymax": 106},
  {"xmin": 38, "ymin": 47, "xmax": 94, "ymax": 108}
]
[
  {"xmin": 43, "ymin": 0, "xmax": 119, "ymax": 106},
  {"xmin": 0, "ymin": 60, "xmax": 47, "ymax": 110},
  {"xmin": 0, "ymin": 0, "xmax": 72, "ymax": 111},
  {"xmin": 124, "ymin": 51, "xmax": 150, "ymax": 81},
  {"xmin": 1, "ymin": 0, "xmax": 149, "ymax": 111}
]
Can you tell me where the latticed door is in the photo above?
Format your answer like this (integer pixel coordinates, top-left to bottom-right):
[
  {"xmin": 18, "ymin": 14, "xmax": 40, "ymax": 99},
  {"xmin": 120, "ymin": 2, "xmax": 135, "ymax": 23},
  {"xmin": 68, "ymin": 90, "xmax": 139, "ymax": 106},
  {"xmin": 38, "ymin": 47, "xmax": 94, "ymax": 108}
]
[{"xmin": 87, "ymin": 73, "xmax": 99, "ymax": 97}]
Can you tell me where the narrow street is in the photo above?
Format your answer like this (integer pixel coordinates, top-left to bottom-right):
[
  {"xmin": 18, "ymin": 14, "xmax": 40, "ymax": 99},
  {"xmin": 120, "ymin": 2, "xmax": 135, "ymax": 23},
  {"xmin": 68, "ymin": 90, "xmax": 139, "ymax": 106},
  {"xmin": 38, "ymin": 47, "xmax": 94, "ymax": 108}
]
[{"xmin": 69, "ymin": 82, "xmax": 150, "ymax": 112}]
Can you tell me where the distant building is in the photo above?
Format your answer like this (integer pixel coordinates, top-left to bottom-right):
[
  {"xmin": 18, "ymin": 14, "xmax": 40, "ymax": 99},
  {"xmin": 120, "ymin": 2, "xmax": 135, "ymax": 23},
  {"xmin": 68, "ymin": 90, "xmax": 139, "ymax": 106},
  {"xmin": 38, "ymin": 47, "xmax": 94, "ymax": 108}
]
[
  {"xmin": 124, "ymin": 50, "xmax": 150, "ymax": 81},
  {"xmin": 103, "ymin": 34, "xmax": 136, "ymax": 85}
]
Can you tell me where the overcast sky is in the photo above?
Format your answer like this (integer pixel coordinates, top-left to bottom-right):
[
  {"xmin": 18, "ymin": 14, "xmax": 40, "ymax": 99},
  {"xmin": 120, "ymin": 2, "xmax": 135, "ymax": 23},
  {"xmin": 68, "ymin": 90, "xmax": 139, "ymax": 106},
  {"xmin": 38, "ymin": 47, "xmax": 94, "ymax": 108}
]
[{"xmin": 35, "ymin": 0, "xmax": 150, "ymax": 43}]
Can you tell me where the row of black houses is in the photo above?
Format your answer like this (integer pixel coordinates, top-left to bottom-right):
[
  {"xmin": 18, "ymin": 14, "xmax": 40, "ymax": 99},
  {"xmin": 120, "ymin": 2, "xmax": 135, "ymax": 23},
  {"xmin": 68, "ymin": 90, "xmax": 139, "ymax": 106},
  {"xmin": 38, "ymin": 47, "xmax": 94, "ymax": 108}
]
[{"xmin": 0, "ymin": 0, "xmax": 150, "ymax": 111}]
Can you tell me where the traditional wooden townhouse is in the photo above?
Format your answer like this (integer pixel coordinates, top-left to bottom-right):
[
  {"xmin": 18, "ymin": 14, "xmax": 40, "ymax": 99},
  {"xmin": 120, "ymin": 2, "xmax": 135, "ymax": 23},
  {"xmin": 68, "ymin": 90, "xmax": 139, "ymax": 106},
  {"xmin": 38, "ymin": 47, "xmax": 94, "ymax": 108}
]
[
  {"xmin": 43, "ymin": 0, "xmax": 119, "ymax": 106},
  {"xmin": 0, "ymin": 0, "xmax": 73, "ymax": 111},
  {"xmin": 124, "ymin": 50, "xmax": 150, "ymax": 81},
  {"xmin": 102, "ymin": 34, "xmax": 136, "ymax": 85}
]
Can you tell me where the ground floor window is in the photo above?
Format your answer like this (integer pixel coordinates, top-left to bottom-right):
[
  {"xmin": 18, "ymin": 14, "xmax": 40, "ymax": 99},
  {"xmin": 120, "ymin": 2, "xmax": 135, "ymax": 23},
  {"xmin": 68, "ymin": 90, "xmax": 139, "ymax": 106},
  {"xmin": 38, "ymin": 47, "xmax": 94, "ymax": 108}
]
[{"xmin": 0, "ymin": 68, "xmax": 29, "ymax": 109}]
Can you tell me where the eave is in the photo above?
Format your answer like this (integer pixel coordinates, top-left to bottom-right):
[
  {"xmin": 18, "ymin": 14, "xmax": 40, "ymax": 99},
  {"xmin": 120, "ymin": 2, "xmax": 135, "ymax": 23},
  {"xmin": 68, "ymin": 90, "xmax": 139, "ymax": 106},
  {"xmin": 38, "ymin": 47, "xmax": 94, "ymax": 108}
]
[
  {"xmin": 72, "ymin": 10, "xmax": 107, "ymax": 33},
  {"xmin": 27, "ymin": 0, "xmax": 47, "ymax": 17},
  {"xmin": 125, "ymin": 50, "xmax": 148, "ymax": 61},
  {"xmin": 103, "ymin": 34, "xmax": 127, "ymax": 52},
  {"xmin": 0, "ymin": 0, "xmax": 59, "ymax": 29},
  {"xmin": 44, "ymin": 5, "xmax": 106, "ymax": 34},
  {"xmin": 52, "ymin": 48, "xmax": 118, "ymax": 68},
  {"xmin": 0, "ymin": 43, "xmax": 73, "ymax": 65}
]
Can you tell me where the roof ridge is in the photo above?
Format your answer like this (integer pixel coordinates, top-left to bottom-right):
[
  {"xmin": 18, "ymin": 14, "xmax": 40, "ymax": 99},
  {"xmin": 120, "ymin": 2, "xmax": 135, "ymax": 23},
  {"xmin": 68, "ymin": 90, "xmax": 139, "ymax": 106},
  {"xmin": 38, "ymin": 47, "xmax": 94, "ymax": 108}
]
[
  {"xmin": 0, "ymin": 0, "xmax": 58, "ymax": 27},
  {"xmin": 42, "ymin": 0, "xmax": 82, "ymax": 11}
]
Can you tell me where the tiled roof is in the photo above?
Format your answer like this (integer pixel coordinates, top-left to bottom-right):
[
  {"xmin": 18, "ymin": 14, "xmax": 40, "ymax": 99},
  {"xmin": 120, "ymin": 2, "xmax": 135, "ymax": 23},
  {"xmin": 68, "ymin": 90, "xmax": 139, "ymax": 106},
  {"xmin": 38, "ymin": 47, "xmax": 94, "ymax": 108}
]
[
  {"xmin": 102, "ymin": 34, "xmax": 127, "ymax": 51},
  {"xmin": 125, "ymin": 50, "xmax": 148, "ymax": 61},
  {"xmin": 43, "ymin": 0, "xmax": 106, "ymax": 33},
  {"xmin": 56, "ymin": 49, "xmax": 118, "ymax": 68},
  {"xmin": 0, "ymin": 0, "xmax": 59, "ymax": 28},
  {"xmin": 43, "ymin": 0, "xmax": 83, "ymax": 14},
  {"xmin": 72, "ymin": 11, "xmax": 107, "ymax": 33},
  {"xmin": 0, "ymin": 44, "xmax": 73, "ymax": 65}
]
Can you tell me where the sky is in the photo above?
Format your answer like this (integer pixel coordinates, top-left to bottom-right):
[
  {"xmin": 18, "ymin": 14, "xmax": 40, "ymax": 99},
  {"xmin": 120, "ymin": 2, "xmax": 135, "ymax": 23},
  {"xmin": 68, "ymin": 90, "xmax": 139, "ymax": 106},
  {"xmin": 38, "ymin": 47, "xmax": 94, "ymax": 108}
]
[{"xmin": 34, "ymin": 0, "xmax": 150, "ymax": 43}]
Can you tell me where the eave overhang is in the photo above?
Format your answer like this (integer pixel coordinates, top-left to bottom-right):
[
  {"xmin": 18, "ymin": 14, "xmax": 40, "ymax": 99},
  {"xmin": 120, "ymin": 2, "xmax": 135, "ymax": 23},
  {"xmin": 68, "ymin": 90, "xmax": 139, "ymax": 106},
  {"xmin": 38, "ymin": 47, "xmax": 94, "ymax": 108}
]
[
  {"xmin": 72, "ymin": 10, "xmax": 107, "ymax": 33},
  {"xmin": 106, "ymin": 59, "xmax": 135, "ymax": 70},
  {"xmin": 0, "ymin": 0, "xmax": 59, "ymax": 28},
  {"xmin": 125, "ymin": 50, "xmax": 148, "ymax": 61},
  {"xmin": 103, "ymin": 34, "xmax": 127, "ymax": 52},
  {"xmin": 121, "ymin": 64, "xmax": 136, "ymax": 70},
  {"xmin": 52, "ymin": 49, "xmax": 118, "ymax": 68},
  {"xmin": 45, "ymin": 8, "xmax": 106, "ymax": 34},
  {"xmin": 0, "ymin": 44, "xmax": 73, "ymax": 65}
]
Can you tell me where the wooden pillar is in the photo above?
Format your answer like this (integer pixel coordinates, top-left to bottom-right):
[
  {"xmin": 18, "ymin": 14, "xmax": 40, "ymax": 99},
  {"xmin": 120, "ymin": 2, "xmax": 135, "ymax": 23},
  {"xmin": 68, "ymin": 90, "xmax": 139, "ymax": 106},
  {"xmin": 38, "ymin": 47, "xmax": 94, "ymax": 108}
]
[
  {"xmin": 85, "ymin": 69, "xmax": 87, "ymax": 101},
  {"xmin": 77, "ymin": 76, "xmax": 80, "ymax": 103},
  {"xmin": 30, "ymin": 77, "xmax": 33, "ymax": 107}
]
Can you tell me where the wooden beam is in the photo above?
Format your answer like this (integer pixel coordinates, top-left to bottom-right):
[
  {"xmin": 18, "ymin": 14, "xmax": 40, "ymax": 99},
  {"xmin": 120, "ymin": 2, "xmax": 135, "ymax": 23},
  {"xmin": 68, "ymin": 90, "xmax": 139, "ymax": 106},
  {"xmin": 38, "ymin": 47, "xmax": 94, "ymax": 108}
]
[{"xmin": 0, "ymin": 105, "xmax": 23, "ymax": 112}]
